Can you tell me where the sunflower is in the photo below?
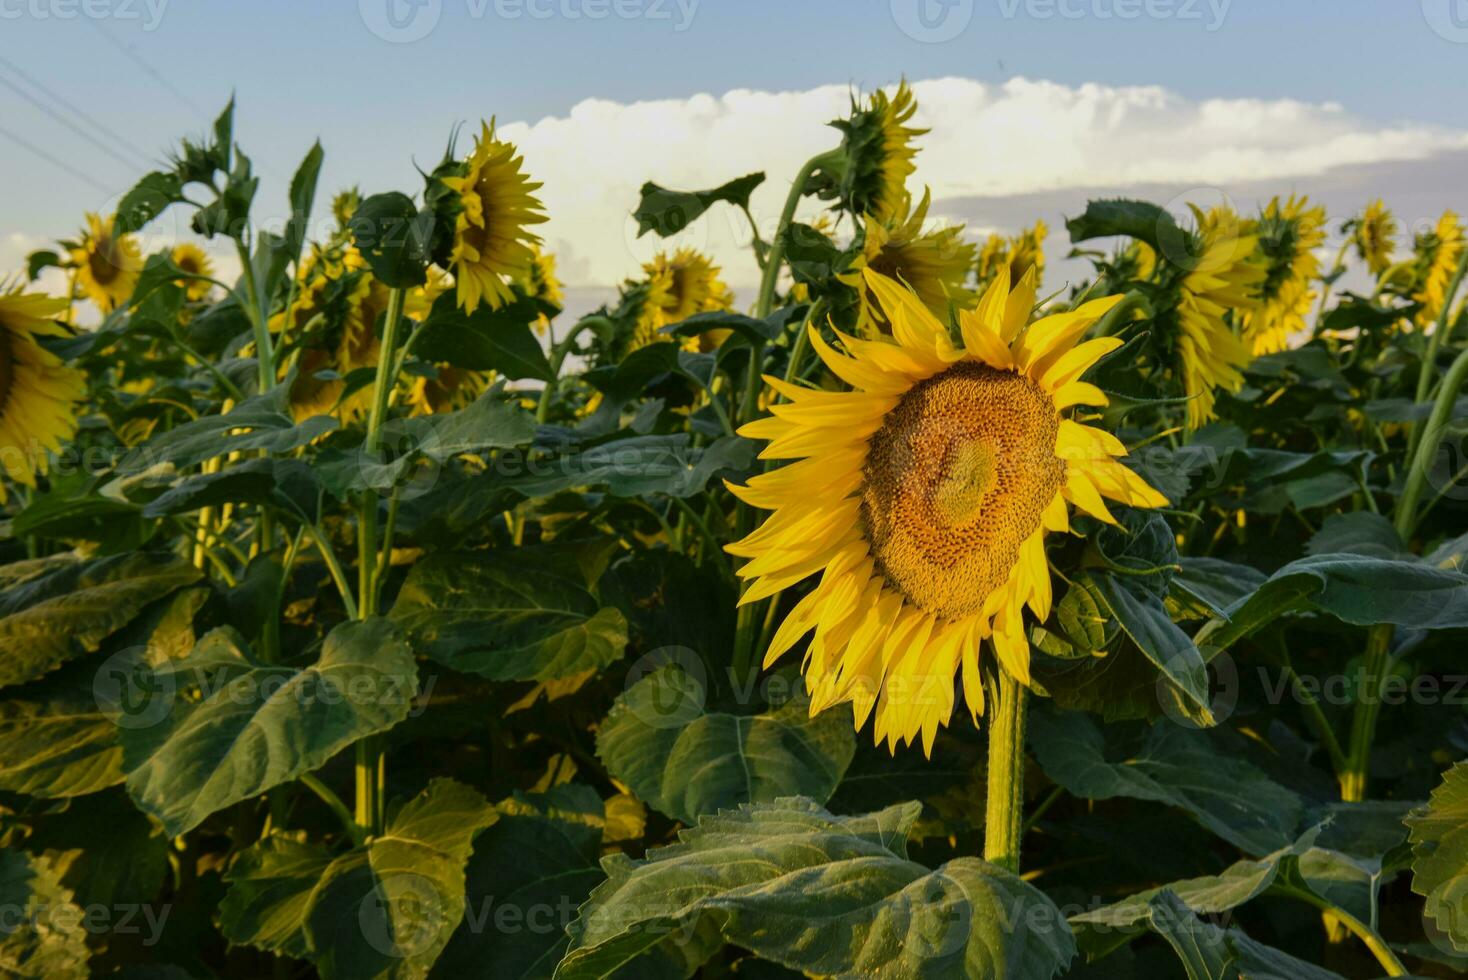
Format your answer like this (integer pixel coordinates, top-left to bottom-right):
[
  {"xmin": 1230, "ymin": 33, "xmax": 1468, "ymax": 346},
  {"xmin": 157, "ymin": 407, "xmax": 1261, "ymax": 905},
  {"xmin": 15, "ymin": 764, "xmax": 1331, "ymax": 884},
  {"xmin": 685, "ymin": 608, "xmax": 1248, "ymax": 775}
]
[
  {"xmin": 839, "ymin": 80, "xmax": 923, "ymax": 225},
  {"xmin": 441, "ymin": 122, "xmax": 548, "ymax": 314},
  {"xmin": 977, "ymin": 220, "xmax": 1048, "ymax": 291},
  {"xmin": 727, "ymin": 269, "xmax": 1167, "ymax": 753},
  {"xmin": 523, "ymin": 245, "xmax": 564, "ymax": 335},
  {"xmin": 405, "ymin": 365, "xmax": 488, "ymax": 416},
  {"xmin": 1174, "ymin": 208, "xmax": 1263, "ymax": 428},
  {"xmin": 1351, "ymin": 200, "xmax": 1397, "ymax": 278},
  {"xmin": 0, "ymin": 288, "xmax": 87, "ymax": 501},
  {"xmin": 170, "ymin": 243, "xmax": 215, "ymax": 302},
  {"xmin": 628, "ymin": 248, "xmax": 734, "ymax": 352},
  {"xmin": 841, "ymin": 190, "xmax": 977, "ymax": 337},
  {"xmin": 70, "ymin": 212, "xmax": 142, "ymax": 311},
  {"xmin": 1413, "ymin": 211, "xmax": 1464, "ymax": 329},
  {"xmin": 1242, "ymin": 195, "xmax": 1326, "ymax": 355}
]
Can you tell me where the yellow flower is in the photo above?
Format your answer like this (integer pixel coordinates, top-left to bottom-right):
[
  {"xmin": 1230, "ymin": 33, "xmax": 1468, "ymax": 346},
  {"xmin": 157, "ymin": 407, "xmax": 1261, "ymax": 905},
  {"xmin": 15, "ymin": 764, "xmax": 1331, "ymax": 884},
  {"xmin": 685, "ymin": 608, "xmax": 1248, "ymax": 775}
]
[
  {"xmin": 170, "ymin": 243, "xmax": 215, "ymax": 302},
  {"xmin": 1351, "ymin": 200, "xmax": 1397, "ymax": 278},
  {"xmin": 1175, "ymin": 206, "xmax": 1264, "ymax": 428},
  {"xmin": 1414, "ymin": 211, "xmax": 1464, "ymax": 329},
  {"xmin": 629, "ymin": 248, "xmax": 733, "ymax": 352},
  {"xmin": 977, "ymin": 220, "xmax": 1048, "ymax": 290},
  {"xmin": 523, "ymin": 245, "xmax": 564, "ymax": 335},
  {"xmin": 70, "ymin": 212, "xmax": 141, "ymax": 311},
  {"xmin": 0, "ymin": 289, "xmax": 87, "ymax": 501},
  {"xmin": 1242, "ymin": 195, "xmax": 1325, "ymax": 355},
  {"xmin": 405, "ymin": 365, "xmax": 488, "ymax": 416},
  {"xmin": 441, "ymin": 122, "xmax": 548, "ymax": 314},
  {"xmin": 728, "ymin": 269, "xmax": 1167, "ymax": 753},
  {"xmin": 843, "ymin": 80, "xmax": 924, "ymax": 225},
  {"xmin": 841, "ymin": 190, "xmax": 977, "ymax": 337}
]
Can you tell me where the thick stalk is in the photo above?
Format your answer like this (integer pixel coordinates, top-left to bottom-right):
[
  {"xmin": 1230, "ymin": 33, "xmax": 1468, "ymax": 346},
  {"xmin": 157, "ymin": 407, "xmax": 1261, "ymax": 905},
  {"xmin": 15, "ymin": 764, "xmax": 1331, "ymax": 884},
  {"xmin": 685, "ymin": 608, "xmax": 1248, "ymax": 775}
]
[
  {"xmin": 984, "ymin": 669, "xmax": 1029, "ymax": 873},
  {"xmin": 1341, "ymin": 345, "xmax": 1468, "ymax": 800},
  {"xmin": 537, "ymin": 315, "xmax": 611, "ymax": 422},
  {"xmin": 353, "ymin": 287, "xmax": 406, "ymax": 836},
  {"xmin": 753, "ymin": 150, "xmax": 839, "ymax": 320}
]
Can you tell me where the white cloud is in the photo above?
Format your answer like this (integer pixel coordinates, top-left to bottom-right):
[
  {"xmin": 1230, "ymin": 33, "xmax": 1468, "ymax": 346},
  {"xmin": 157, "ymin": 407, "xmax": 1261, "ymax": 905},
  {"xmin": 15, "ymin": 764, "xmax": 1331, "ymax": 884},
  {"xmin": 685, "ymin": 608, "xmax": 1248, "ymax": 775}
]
[{"xmin": 499, "ymin": 76, "xmax": 1468, "ymax": 289}]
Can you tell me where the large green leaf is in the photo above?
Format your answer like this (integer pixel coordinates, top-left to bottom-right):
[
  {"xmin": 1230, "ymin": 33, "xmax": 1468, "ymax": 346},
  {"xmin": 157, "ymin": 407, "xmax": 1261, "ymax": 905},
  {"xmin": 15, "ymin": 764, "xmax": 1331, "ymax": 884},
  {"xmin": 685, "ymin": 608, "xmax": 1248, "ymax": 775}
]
[
  {"xmin": 496, "ymin": 433, "xmax": 755, "ymax": 501},
  {"xmin": 390, "ymin": 550, "xmax": 627, "ymax": 682},
  {"xmin": 435, "ymin": 786, "xmax": 608, "ymax": 979},
  {"xmin": 597, "ymin": 666, "xmax": 855, "ymax": 824},
  {"xmin": 222, "ymin": 778, "xmax": 496, "ymax": 979},
  {"xmin": 556, "ymin": 797, "xmax": 1075, "ymax": 980},
  {"xmin": 1029, "ymin": 709, "xmax": 1302, "ymax": 855},
  {"xmin": 1090, "ymin": 573, "xmax": 1211, "ymax": 719},
  {"xmin": 413, "ymin": 291, "xmax": 554, "ymax": 381},
  {"xmin": 0, "ymin": 667, "xmax": 123, "ymax": 798},
  {"xmin": 1195, "ymin": 553, "xmax": 1468, "ymax": 655},
  {"xmin": 1407, "ymin": 760, "xmax": 1468, "ymax": 954},
  {"xmin": 115, "ymin": 384, "xmax": 338, "ymax": 477},
  {"xmin": 1064, "ymin": 198, "xmax": 1179, "ymax": 252},
  {"xmin": 632, "ymin": 173, "xmax": 764, "ymax": 237},
  {"xmin": 0, "ymin": 553, "xmax": 202, "ymax": 688},
  {"xmin": 141, "ymin": 457, "xmax": 324, "ymax": 524},
  {"xmin": 0, "ymin": 850, "xmax": 90, "ymax": 978},
  {"xmin": 122, "ymin": 618, "xmax": 419, "ymax": 836}
]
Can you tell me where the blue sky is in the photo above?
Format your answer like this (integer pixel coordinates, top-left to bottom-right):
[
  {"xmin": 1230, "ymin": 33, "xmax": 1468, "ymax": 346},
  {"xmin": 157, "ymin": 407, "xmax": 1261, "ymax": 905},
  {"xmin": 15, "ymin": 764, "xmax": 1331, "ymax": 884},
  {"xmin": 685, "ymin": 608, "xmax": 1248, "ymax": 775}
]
[{"xmin": 4, "ymin": 0, "xmax": 1467, "ymax": 293}]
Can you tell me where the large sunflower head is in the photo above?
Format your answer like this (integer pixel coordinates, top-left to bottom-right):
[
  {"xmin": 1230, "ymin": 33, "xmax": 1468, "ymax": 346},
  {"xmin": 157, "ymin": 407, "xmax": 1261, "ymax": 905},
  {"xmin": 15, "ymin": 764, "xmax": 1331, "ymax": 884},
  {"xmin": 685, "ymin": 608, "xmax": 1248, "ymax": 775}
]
[
  {"xmin": 1242, "ymin": 194, "xmax": 1326, "ymax": 355},
  {"xmin": 170, "ymin": 243, "xmax": 215, "ymax": 303},
  {"xmin": 70, "ymin": 212, "xmax": 142, "ymax": 312},
  {"xmin": 0, "ymin": 288, "xmax": 86, "ymax": 501},
  {"xmin": 976, "ymin": 220, "xmax": 1048, "ymax": 291},
  {"xmin": 841, "ymin": 190, "xmax": 977, "ymax": 337},
  {"xmin": 1350, "ymin": 200, "xmax": 1398, "ymax": 278},
  {"xmin": 1173, "ymin": 205, "xmax": 1264, "ymax": 428},
  {"xmin": 627, "ymin": 248, "xmax": 734, "ymax": 353},
  {"xmin": 728, "ymin": 269, "xmax": 1167, "ymax": 753},
  {"xmin": 1412, "ymin": 210, "xmax": 1465, "ymax": 329},
  {"xmin": 818, "ymin": 80, "xmax": 925, "ymax": 225},
  {"xmin": 440, "ymin": 121, "xmax": 548, "ymax": 314}
]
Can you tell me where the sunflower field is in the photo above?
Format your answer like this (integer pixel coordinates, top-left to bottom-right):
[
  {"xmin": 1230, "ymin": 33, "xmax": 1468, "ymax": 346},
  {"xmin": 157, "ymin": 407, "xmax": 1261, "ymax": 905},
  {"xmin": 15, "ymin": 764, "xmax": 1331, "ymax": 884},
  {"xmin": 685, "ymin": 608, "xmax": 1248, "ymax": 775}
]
[{"xmin": 3, "ymin": 86, "xmax": 1468, "ymax": 980}]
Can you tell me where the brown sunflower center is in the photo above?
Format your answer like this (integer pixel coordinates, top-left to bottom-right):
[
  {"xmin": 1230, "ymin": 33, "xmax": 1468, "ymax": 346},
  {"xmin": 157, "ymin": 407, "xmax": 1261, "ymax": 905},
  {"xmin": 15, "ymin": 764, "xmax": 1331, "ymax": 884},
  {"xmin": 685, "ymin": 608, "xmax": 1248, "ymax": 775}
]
[
  {"xmin": 860, "ymin": 361, "xmax": 1063, "ymax": 621},
  {"xmin": 89, "ymin": 235, "xmax": 121, "ymax": 286},
  {"xmin": 0, "ymin": 327, "xmax": 14, "ymax": 413}
]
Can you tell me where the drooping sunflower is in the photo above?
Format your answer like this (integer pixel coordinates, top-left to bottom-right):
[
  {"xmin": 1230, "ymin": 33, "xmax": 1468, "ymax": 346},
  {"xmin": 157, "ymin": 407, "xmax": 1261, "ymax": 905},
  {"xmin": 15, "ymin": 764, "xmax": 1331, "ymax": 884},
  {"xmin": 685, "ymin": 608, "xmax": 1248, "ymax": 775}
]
[
  {"xmin": 1173, "ymin": 206, "xmax": 1264, "ymax": 428},
  {"xmin": 728, "ymin": 269, "xmax": 1168, "ymax": 753},
  {"xmin": 841, "ymin": 189, "xmax": 977, "ymax": 337},
  {"xmin": 1413, "ymin": 210, "xmax": 1464, "ymax": 329},
  {"xmin": 0, "ymin": 288, "xmax": 87, "ymax": 501},
  {"xmin": 523, "ymin": 245, "xmax": 564, "ymax": 335},
  {"xmin": 813, "ymin": 80, "xmax": 925, "ymax": 226},
  {"xmin": 628, "ymin": 248, "xmax": 734, "ymax": 352},
  {"xmin": 441, "ymin": 122, "xmax": 548, "ymax": 314},
  {"xmin": 1350, "ymin": 200, "xmax": 1397, "ymax": 278},
  {"xmin": 70, "ymin": 212, "xmax": 142, "ymax": 311},
  {"xmin": 170, "ymin": 243, "xmax": 216, "ymax": 302},
  {"xmin": 977, "ymin": 220, "xmax": 1048, "ymax": 291},
  {"xmin": 1242, "ymin": 195, "xmax": 1326, "ymax": 355}
]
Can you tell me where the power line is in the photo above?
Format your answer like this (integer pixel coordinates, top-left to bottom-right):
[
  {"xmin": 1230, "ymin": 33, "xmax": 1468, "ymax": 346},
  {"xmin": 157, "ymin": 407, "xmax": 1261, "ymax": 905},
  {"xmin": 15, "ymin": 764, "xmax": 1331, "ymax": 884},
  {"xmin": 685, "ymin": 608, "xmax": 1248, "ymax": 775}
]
[
  {"xmin": 85, "ymin": 18, "xmax": 206, "ymax": 118},
  {"xmin": 0, "ymin": 70, "xmax": 153, "ymax": 175},
  {"xmin": 0, "ymin": 53, "xmax": 158, "ymax": 169},
  {"xmin": 0, "ymin": 122, "xmax": 114, "ymax": 195}
]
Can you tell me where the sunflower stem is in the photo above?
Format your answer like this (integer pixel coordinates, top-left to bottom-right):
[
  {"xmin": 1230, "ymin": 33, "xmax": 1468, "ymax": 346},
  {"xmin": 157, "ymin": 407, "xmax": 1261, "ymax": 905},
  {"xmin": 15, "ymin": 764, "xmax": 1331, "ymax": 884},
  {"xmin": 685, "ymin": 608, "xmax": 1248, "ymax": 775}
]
[
  {"xmin": 984, "ymin": 669, "xmax": 1029, "ymax": 873},
  {"xmin": 537, "ymin": 315, "xmax": 611, "ymax": 423},
  {"xmin": 754, "ymin": 150, "xmax": 840, "ymax": 320},
  {"xmin": 1090, "ymin": 290, "xmax": 1151, "ymax": 338}
]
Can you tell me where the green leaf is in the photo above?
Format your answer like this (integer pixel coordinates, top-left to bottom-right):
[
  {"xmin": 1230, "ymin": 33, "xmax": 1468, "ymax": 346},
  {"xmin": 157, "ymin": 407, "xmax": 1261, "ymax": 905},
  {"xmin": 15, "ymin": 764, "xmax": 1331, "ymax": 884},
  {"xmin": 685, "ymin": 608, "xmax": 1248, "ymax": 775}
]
[
  {"xmin": 1065, "ymin": 199, "xmax": 1179, "ymax": 252},
  {"xmin": 632, "ymin": 173, "xmax": 764, "ymax": 237},
  {"xmin": 1195, "ymin": 553, "xmax": 1468, "ymax": 656},
  {"xmin": 390, "ymin": 549, "xmax": 627, "ymax": 682},
  {"xmin": 223, "ymin": 779, "xmax": 497, "ymax": 978},
  {"xmin": 114, "ymin": 171, "xmax": 185, "ymax": 235},
  {"xmin": 141, "ymin": 457, "xmax": 323, "ymax": 524},
  {"xmin": 349, "ymin": 191, "xmax": 433, "ymax": 288},
  {"xmin": 1305, "ymin": 512, "xmax": 1405, "ymax": 559},
  {"xmin": 499, "ymin": 434, "xmax": 755, "ymax": 500},
  {"xmin": 1169, "ymin": 558, "xmax": 1265, "ymax": 620},
  {"xmin": 436, "ymin": 788, "xmax": 608, "ymax": 978},
  {"xmin": 115, "ymin": 384, "xmax": 338, "ymax": 477},
  {"xmin": 597, "ymin": 666, "xmax": 856, "ymax": 824},
  {"xmin": 557, "ymin": 797, "xmax": 1074, "ymax": 980},
  {"xmin": 1139, "ymin": 891, "xmax": 1232, "ymax": 980},
  {"xmin": 21, "ymin": 788, "xmax": 169, "ymax": 910},
  {"xmin": 662, "ymin": 310, "xmax": 783, "ymax": 345},
  {"xmin": 122, "ymin": 617, "xmax": 419, "ymax": 837},
  {"xmin": 0, "ymin": 850, "xmax": 90, "ymax": 979},
  {"xmin": 0, "ymin": 553, "xmax": 203, "ymax": 689},
  {"xmin": 1407, "ymin": 760, "xmax": 1468, "ymax": 954},
  {"xmin": 413, "ymin": 291, "xmax": 554, "ymax": 380},
  {"xmin": 0, "ymin": 666, "xmax": 123, "ymax": 798},
  {"xmin": 1057, "ymin": 573, "xmax": 1118, "ymax": 653},
  {"xmin": 285, "ymin": 140, "xmax": 324, "ymax": 260},
  {"xmin": 1090, "ymin": 573, "xmax": 1211, "ymax": 717},
  {"xmin": 1029, "ymin": 709, "xmax": 1303, "ymax": 855}
]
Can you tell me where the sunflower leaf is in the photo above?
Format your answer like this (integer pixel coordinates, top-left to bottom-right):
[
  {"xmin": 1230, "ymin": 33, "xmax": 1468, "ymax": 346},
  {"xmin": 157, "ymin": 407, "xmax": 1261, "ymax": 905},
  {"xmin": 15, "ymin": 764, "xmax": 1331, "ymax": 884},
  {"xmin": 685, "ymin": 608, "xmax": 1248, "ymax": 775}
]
[
  {"xmin": 633, "ymin": 173, "xmax": 765, "ymax": 238},
  {"xmin": 349, "ymin": 191, "xmax": 433, "ymax": 288},
  {"xmin": 413, "ymin": 289, "xmax": 554, "ymax": 379},
  {"xmin": 1407, "ymin": 760, "xmax": 1468, "ymax": 954},
  {"xmin": 0, "ymin": 851, "xmax": 90, "ymax": 979}
]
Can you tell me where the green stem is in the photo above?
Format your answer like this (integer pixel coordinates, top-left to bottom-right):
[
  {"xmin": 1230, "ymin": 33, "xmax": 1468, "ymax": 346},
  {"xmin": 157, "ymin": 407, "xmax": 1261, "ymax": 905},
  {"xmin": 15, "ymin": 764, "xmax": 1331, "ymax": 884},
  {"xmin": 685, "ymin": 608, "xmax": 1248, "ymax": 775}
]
[
  {"xmin": 234, "ymin": 239, "xmax": 275, "ymax": 394},
  {"xmin": 984, "ymin": 669, "xmax": 1029, "ymax": 873},
  {"xmin": 537, "ymin": 315, "xmax": 610, "ymax": 423},
  {"xmin": 1313, "ymin": 239, "xmax": 1352, "ymax": 331},
  {"xmin": 306, "ymin": 522, "xmax": 358, "ymax": 620},
  {"xmin": 1090, "ymin": 290, "xmax": 1152, "ymax": 338},
  {"xmin": 1283, "ymin": 887, "xmax": 1408, "ymax": 976},
  {"xmin": 299, "ymin": 773, "xmax": 363, "ymax": 847},
  {"xmin": 753, "ymin": 150, "xmax": 839, "ymax": 320}
]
